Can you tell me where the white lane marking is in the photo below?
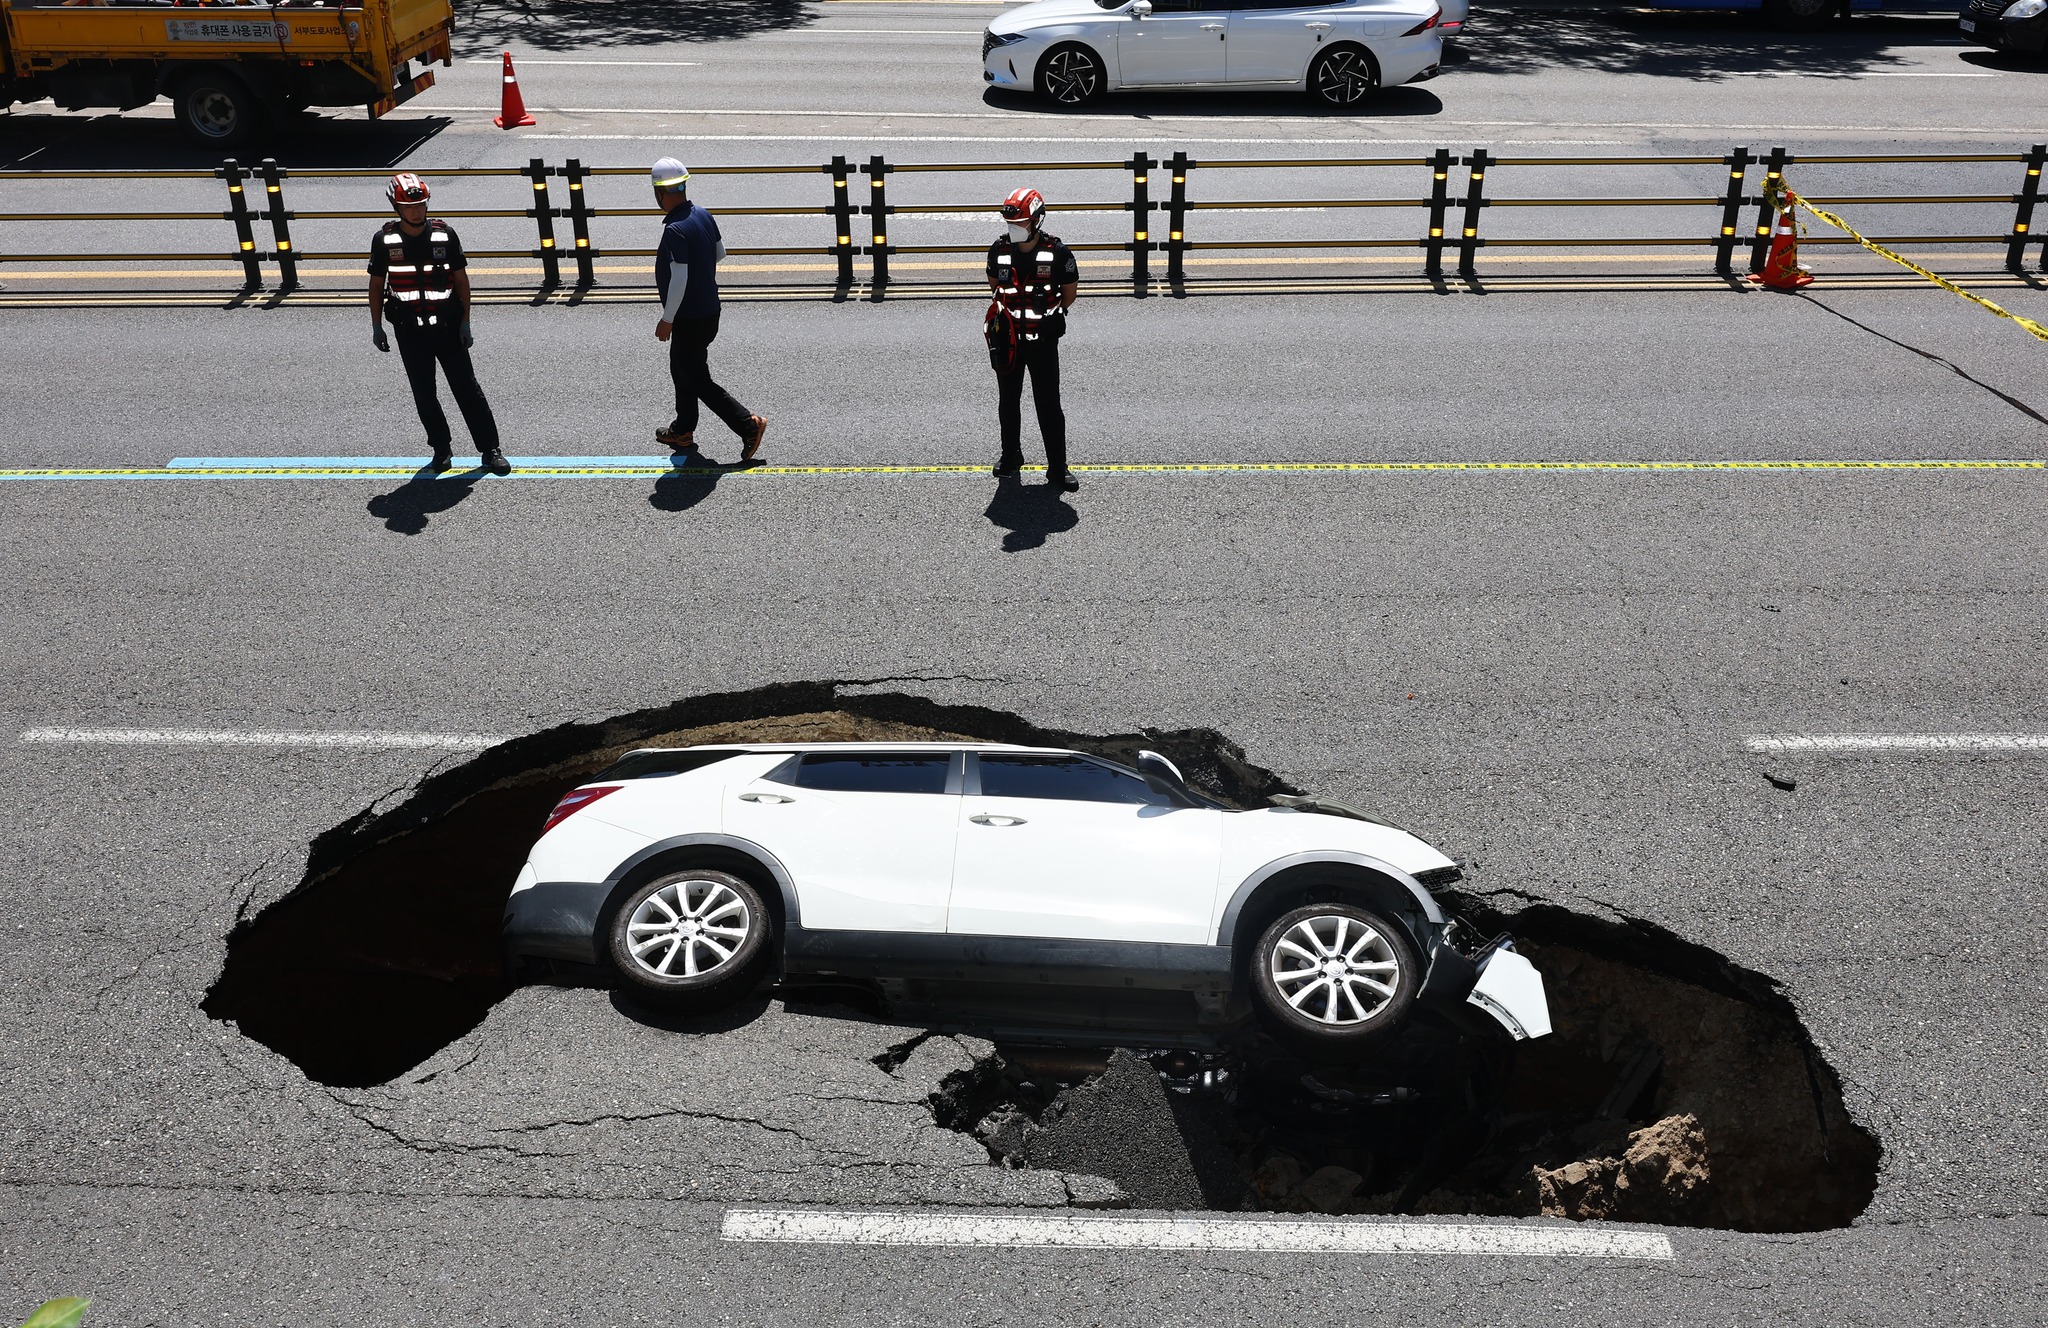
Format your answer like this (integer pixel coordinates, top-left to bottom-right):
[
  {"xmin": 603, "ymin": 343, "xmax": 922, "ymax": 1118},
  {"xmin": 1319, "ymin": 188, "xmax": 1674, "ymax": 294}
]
[
  {"xmin": 1724, "ymin": 70, "xmax": 1995, "ymax": 78},
  {"xmin": 461, "ymin": 58, "xmax": 702, "ymax": 66},
  {"xmin": 1745, "ymin": 734, "xmax": 2048, "ymax": 753},
  {"xmin": 20, "ymin": 728, "xmax": 505, "ymax": 750},
  {"xmin": 720, "ymin": 1210, "xmax": 1676, "ymax": 1259}
]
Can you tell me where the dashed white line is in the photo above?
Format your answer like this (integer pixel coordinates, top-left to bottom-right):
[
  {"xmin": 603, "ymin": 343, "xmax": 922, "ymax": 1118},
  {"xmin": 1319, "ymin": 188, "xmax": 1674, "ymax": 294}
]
[
  {"xmin": 719, "ymin": 1210, "xmax": 1676, "ymax": 1259},
  {"xmin": 19, "ymin": 728, "xmax": 505, "ymax": 750},
  {"xmin": 1744, "ymin": 734, "xmax": 2048, "ymax": 753}
]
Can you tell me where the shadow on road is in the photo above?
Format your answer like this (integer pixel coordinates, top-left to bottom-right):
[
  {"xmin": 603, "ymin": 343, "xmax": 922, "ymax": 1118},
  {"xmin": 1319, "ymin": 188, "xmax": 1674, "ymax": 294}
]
[
  {"xmin": 367, "ymin": 466, "xmax": 484, "ymax": 535},
  {"xmin": 983, "ymin": 473, "xmax": 1079, "ymax": 553},
  {"xmin": 1461, "ymin": 9, "xmax": 1975, "ymax": 80},
  {"xmin": 0, "ymin": 112, "xmax": 450, "ymax": 172},
  {"xmin": 986, "ymin": 86, "xmax": 1444, "ymax": 120},
  {"xmin": 454, "ymin": 0, "xmax": 817, "ymax": 53},
  {"xmin": 650, "ymin": 454, "xmax": 765, "ymax": 512}
]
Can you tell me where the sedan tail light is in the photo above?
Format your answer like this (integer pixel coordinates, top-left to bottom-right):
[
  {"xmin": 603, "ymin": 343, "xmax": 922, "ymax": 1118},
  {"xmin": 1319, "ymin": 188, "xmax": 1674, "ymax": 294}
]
[
  {"xmin": 1402, "ymin": 8, "xmax": 1442, "ymax": 35},
  {"xmin": 541, "ymin": 784, "xmax": 622, "ymax": 835}
]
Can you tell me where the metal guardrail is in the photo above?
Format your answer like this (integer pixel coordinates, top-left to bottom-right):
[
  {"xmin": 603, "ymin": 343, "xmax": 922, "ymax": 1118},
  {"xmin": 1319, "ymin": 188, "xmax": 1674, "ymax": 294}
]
[{"xmin": 0, "ymin": 145, "xmax": 2042, "ymax": 297}]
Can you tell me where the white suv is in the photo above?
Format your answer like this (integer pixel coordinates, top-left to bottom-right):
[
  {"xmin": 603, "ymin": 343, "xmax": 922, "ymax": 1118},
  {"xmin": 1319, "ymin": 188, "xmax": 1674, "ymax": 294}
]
[{"xmin": 504, "ymin": 742, "xmax": 1549, "ymax": 1055}]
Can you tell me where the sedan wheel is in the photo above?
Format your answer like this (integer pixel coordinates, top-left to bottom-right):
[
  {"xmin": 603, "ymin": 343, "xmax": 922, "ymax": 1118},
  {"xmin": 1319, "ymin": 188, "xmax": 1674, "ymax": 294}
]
[
  {"xmin": 1250, "ymin": 902, "xmax": 1418, "ymax": 1055},
  {"xmin": 1038, "ymin": 44, "xmax": 1105, "ymax": 106},
  {"xmin": 1310, "ymin": 47, "xmax": 1378, "ymax": 107},
  {"xmin": 608, "ymin": 869, "xmax": 770, "ymax": 1006}
]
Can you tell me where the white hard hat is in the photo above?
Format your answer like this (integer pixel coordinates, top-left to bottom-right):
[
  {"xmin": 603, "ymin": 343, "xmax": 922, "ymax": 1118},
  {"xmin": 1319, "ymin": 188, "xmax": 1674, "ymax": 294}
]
[{"xmin": 651, "ymin": 157, "xmax": 690, "ymax": 189}]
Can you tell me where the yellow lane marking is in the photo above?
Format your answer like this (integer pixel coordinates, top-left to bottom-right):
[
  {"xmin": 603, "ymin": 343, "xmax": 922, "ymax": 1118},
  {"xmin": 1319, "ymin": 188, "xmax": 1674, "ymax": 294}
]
[{"xmin": 4, "ymin": 459, "xmax": 2043, "ymax": 480}]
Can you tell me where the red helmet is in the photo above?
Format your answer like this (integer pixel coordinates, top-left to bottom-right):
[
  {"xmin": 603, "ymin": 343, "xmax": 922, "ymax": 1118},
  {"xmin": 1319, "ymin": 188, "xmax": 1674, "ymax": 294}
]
[
  {"xmin": 1000, "ymin": 187, "xmax": 1045, "ymax": 228},
  {"xmin": 386, "ymin": 172, "xmax": 431, "ymax": 206}
]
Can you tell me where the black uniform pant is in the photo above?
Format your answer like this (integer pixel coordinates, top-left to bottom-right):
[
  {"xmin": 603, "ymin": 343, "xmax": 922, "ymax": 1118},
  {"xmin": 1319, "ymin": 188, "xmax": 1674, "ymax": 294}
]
[
  {"xmin": 668, "ymin": 313, "xmax": 754, "ymax": 438},
  {"xmin": 997, "ymin": 336, "xmax": 1067, "ymax": 475},
  {"xmin": 394, "ymin": 318, "xmax": 499, "ymax": 453}
]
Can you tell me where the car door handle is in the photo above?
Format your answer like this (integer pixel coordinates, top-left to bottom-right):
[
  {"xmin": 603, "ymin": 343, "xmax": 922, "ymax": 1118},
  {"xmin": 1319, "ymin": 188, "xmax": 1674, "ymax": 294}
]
[
  {"xmin": 1200, "ymin": 23, "xmax": 1224, "ymax": 31},
  {"xmin": 969, "ymin": 813, "xmax": 1027, "ymax": 827},
  {"xmin": 738, "ymin": 791, "xmax": 793, "ymax": 804},
  {"xmin": 1305, "ymin": 21, "xmax": 1332, "ymax": 29}
]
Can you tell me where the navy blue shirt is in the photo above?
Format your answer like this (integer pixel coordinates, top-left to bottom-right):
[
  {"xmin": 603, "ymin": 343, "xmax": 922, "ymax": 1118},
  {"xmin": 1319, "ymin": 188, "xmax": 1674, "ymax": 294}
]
[{"xmin": 655, "ymin": 199, "xmax": 723, "ymax": 321}]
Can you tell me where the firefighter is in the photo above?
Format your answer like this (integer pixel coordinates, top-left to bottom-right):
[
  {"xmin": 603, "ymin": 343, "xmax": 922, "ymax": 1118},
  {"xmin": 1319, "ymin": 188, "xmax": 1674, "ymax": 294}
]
[
  {"xmin": 652, "ymin": 157, "xmax": 767, "ymax": 462},
  {"xmin": 368, "ymin": 172, "xmax": 508, "ymax": 475},
  {"xmin": 987, "ymin": 186, "xmax": 1080, "ymax": 492}
]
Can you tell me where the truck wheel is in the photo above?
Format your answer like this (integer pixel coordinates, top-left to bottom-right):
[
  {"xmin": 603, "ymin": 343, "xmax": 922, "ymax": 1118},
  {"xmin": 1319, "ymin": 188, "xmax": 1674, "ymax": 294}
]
[
  {"xmin": 173, "ymin": 70, "xmax": 266, "ymax": 149},
  {"xmin": 1250, "ymin": 903, "xmax": 1419, "ymax": 1058}
]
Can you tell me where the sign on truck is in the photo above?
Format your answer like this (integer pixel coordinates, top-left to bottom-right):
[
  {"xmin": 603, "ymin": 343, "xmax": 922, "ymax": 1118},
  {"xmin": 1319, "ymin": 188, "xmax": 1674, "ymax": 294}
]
[{"xmin": 0, "ymin": 0, "xmax": 455, "ymax": 147}]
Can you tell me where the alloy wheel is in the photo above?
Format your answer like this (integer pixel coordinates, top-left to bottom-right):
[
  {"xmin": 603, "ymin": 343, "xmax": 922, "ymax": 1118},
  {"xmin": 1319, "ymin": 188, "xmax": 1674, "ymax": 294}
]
[
  {"xmin": 624, "ymin": 877, "xmax": 752, "ymax": 979},
  {"xmin": 1268, "ymin": 914, "xmax": 1402, "ymax": 1025},
  {"xmin": 1314, "ymin": 50, "xmax": 1375, "ymax": 106},
  {"xmin": 1044, "ymin": 48, "xmax": 1102, "ymax": 104}
]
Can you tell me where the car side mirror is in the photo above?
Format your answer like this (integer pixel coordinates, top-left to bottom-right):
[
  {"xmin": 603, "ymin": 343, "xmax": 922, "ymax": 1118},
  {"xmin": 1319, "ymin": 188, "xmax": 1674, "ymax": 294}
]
[
  {"xmin": 1130, "ymin": 0, "xmax": 1153, "ymax": 16},
  {"xmin": 1136, "ymin": 749, "xmax": 1188, "ymax": 799}
]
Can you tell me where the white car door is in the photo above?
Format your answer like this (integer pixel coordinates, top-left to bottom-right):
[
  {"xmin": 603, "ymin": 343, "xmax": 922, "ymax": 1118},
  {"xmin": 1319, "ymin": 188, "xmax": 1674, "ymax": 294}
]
[
  {"xmin": 721, "ymin": 751, "xmax": 960, "ymax": 933},
  {"xmin": 948, "ymin": 753, "xmax": 1223, "ymax": 944},
  {"xmin": 1118, "ymin": 0, "xmax": 1230, "ymax": 86},
  {"xmin": 1226, "ymin": 0, "xmax": 1343, "ymax": 84}
]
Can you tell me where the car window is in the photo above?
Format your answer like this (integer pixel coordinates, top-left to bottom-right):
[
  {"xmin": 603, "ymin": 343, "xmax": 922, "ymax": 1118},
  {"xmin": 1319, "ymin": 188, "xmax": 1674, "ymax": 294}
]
[
  {"xmin": 792, "ymin": 753, "xmax": 952, "ymax": 795},
  {"xmin": 1145, "ymin": 0, "xmax": 1223, "ymax": 10},
  {"xmin": 978, "ymin": 754, "xmax": 1172, "ymax": 806},
  {"xmin": 1232, "ymin": 0, "xmax": 1315, "ymax": 9}
]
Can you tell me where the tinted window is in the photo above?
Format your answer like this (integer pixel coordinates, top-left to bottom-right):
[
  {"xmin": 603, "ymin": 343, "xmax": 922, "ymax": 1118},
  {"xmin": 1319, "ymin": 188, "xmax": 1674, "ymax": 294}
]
[
  {"xmin": 794, "ymin": 753, "xmax": 952, "ymax": 795},
  {"xmin": 978, "ymin": 755, "xmax": 1170, "ymax": 805}
]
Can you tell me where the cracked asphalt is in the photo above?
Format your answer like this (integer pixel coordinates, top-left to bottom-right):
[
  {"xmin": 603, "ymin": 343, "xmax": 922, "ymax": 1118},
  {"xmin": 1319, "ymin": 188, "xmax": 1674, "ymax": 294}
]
[{"xmin": 6, "ymin": 2, "xmax": 2048, "ymax": 1318}]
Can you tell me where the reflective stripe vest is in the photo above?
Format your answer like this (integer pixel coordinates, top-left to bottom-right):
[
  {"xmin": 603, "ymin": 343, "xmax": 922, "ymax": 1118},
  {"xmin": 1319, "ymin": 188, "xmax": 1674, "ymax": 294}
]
[
  {"xmin": 378, "ymin": 221, "xmax": 458, "ymax": 327},
  {"xmin": 991, "ymin": 237, "xmax": 1067, "ymax": 343}
]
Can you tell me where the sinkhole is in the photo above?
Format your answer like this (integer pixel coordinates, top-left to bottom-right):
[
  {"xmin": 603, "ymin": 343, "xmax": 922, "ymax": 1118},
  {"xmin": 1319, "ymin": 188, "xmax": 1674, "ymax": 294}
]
[{"xmin": 203, "ymin": 681, "xmax": 1878, "ymax": 1231}]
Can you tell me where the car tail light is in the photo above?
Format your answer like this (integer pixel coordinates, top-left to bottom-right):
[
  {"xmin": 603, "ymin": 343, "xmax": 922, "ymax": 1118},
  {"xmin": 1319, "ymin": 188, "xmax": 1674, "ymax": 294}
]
[
  {"xmin": 1402, "ymin": 8, "xmax": 1442, "ymax": 34},
  {"xmin": 541, "ymin": 784, "xmax": 622, "ymax": 835}
]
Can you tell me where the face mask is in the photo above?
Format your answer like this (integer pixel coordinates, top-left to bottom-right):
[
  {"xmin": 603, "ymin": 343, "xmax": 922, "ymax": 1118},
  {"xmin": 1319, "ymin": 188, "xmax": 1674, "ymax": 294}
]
[{"xmin": 1006, "ymin": 222, "xmax": 1032, "ymax": 243}]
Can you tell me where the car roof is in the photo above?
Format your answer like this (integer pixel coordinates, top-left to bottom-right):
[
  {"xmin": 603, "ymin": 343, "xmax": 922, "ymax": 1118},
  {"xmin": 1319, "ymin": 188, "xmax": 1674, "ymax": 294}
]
[{"xmin": 619, "ymin": 741, "xmax": 1070, "ymax": 756}]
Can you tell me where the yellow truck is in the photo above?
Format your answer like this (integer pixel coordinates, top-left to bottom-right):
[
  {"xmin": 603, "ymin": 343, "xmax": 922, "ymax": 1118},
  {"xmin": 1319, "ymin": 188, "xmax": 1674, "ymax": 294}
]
[{"xmin": 1, "ymin": 0, "xmax": 454, "ymax": 147}]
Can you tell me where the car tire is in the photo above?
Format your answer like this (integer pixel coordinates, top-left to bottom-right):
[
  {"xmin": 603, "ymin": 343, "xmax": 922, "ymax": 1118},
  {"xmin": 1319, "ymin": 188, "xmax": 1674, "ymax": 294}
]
[
  {"xmin": 172, "ymin": 69, "xmax": 268, "ymax": 149},
  {"xmin": 1308, "ymin": 45, "xmax": 1379, "ymax": 108},
  {"xmin": 607, "ymin": 869, "xmax": 771, "ymax": 1008},
  {"xmin": 1249, "ymin": 902, "xmax": 1419, "ymax": 1056},
  {"xmin": 1762, "ymin": 0, "xmax": 1838, "ymax": 31},
  {"xmin": 1037, "ymin": 43, "xmax": 1106, "ymax": 106}
]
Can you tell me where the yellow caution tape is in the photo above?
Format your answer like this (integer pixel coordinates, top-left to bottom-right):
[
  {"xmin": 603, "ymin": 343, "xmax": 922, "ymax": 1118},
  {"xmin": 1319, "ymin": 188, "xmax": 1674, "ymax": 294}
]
[{"xmin": 1783, "ymin": 188, "xmax": 2048, "ymax": 344}]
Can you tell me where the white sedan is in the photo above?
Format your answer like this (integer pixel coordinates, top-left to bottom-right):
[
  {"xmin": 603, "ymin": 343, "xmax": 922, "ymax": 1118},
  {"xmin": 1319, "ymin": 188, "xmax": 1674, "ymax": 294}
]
[
  {"xmin": 504, "ymin": 742, "xmax": 1549, "ymax": 1057},
  {"xmin": 982, "ymin": 0, "xmax": 1446, "ymax": 108}
]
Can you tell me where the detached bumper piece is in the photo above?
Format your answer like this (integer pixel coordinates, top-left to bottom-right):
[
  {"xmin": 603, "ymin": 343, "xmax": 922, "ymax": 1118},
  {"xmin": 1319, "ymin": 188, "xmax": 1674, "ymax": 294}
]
[{"xmin": 1466, "ymin": 943, "xmax": 1552, "ymax": 1040}]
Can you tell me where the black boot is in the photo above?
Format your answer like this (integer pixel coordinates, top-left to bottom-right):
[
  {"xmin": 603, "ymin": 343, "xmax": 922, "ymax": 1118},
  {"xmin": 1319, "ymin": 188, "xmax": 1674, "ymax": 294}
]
[
  {"xmin": 427, "ymin": 447, "xmax": 453, "ymax": 474},
  {"xmin": 482, "ymin": 449, "xmax": 511, "ymax": 476}
]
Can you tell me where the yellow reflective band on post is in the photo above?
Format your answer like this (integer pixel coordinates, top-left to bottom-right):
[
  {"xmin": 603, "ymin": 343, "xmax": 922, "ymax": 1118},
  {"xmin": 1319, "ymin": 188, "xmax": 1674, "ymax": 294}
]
[
  {"xmin": 1173, "ymin": 176, "xmax": 1185, "ymax": 184},
  {"xmin": 875, "ymin": 235, "xmax": 887, "ymax": 244},
  {"xmin": 1791, "ymin": 195, "xmax": 2048, "ymax": 344},
  {"xmin": 1462, "ymin": 228, "xmax": 1475, "ymax": 237},
  {"xmin": 1135, "ymin": 231, "xmax": 1147, "ymax": 240},
  {"xmin": 541, "ymin": 238, "xmax": 554, "ymax": 248},
  {"xmin": 277, "ymin": 240, "xmax": 291, "ymax": 251},
  {"xmin": 2018, "ymin": 223, "xmax": 2031, "ymax": 233},
  {"xmin": 838, "ymin": 235, "xmax": 851, "ymax": 244},
  {"xmin": 576, "ymin": 238, "xmax": 588, "ymax": 247},
  {"xmin": 1721, "ymin": 226, "xmax": 1734, "ymax": 235},
  {"xmin": 240, "ymin": 240, "xmax": 254, "ymax": 251},
  {"xmin": 1170, "ymin": 231, "xmax": 1183, "ymax": 241},
  {"xmin": 1430, "ymin": 227, "xmax": 1443, "ymax": 238}
]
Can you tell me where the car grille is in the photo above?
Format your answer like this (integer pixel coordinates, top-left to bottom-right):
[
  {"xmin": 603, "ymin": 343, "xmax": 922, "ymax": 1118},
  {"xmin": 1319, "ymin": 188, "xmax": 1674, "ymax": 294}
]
[
  {"xmin": 1968, "ymin": 0, "xmax": 2006, "ymax": 16},
  {"xmin": 983, "ymin": 30, "xmax": 1001, "ymax": 59}
]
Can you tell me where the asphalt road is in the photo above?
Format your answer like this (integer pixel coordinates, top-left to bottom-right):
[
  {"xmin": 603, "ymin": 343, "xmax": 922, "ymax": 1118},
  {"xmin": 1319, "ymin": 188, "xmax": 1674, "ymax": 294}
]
[{"xmin": 4, "ymin": 4, "xmax": 2048, "ymax": 1326}]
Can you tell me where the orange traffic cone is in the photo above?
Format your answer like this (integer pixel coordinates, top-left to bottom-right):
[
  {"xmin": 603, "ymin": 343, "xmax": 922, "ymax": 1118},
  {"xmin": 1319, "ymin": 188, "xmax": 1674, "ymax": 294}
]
[
  {"xmin": 1749, "ymin": 199, "xmax": 1812, "ymax": 290},
  {"xmin": 493, "ymin": 52, "xmax": 536, "ymax": 130}
]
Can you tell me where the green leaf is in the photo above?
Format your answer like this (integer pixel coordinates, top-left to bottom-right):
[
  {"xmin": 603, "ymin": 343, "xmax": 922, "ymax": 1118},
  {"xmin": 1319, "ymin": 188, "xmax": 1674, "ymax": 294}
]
[{"xmin": 20, "ymin": 1298, "xmax": 89, "ymax": 1328}]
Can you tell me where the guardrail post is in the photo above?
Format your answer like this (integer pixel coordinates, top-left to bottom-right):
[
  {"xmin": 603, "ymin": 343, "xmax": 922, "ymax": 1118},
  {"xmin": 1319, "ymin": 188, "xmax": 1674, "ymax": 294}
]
[
  {"xmin": 1130, "ymin": 151, "xmax": 1153, "ymax": 296},
  {"xmin": 2007, "ymin": 142, "xmax": 2045, "ymax": 274},
  {"xmin": 526, "ymin": 157, "xmax": 560, "ymax": 290},
  {"xmin": 1456, "ymin": 148, "xmax": 1489, "ymax": 279},
  {"xmin": 1715, "ymin": 145, "xmax": 1751, "ymax": 277},
  {"xmin": 561, "ymin": 158, "xmax": 595, "ymax": 287},
  {"xmin": 865, "ymin": 154, "xmax": 891, "ymax": 301},
  {"xmin": 217, "ymin": 157, "xmax": 263, "ymax": 291},
  {"xmin": 1748, "ymin": 146, "xmax": 1788, "ymax": 273},
  {"xmin": 1165, "ymin": 151, "xmax": 1190, "ymax": 294},
  {"xmin": 1423, "ymin": 147, "xmax": 1452, "ymax": 278},
  {"xmin": 827, "ymin": 155, "xmax": 856, "ymax": 293},
  {"xmin": 257, "ymin": 158, "xmax": 296, "ymax": 292}
]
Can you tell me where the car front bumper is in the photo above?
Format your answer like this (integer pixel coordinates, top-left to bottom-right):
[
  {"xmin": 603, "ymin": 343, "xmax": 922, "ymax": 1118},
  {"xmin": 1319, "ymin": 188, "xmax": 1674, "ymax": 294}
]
[
  {"xmin": 1960, "ymin": 10, "xmax": 2048, "ymax": 50},
  {"xmin": 983, "ymin": 37, "xmax": 1045, "ymax": 89}
]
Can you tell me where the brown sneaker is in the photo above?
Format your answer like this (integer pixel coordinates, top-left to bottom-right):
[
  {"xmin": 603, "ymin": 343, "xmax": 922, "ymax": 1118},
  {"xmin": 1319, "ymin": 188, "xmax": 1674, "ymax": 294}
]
[
  {"xmin": 655, "ymin": 426, "xmax": 695, "ymax": 452},
  {"xmin": 741, "ymin": 415, "xmax": 767, "ymax": 462}
]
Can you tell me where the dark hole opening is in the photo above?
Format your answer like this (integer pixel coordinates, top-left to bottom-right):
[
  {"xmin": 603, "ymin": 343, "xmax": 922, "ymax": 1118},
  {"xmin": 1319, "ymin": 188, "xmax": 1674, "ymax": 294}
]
[{"xmin": 202, "ymin": 681, "xmax": 1878, "ymax": 1231}]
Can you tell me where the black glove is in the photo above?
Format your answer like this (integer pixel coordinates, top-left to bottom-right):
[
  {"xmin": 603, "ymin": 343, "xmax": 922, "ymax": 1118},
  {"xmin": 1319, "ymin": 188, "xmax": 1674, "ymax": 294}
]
[
  {"xmin": 372, "ymin": 326, "xmax": 390, "ymax": 353},
  {"xmin": 459, "ymin": 319, "xmax": 474, "ymax": 350}
]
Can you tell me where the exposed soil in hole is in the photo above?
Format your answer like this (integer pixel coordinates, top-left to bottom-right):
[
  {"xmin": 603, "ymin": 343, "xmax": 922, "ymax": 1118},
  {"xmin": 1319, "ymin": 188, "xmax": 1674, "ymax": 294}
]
[{"xmin": 204, "ymin": 681, "xmax": 1877, "ymax": 1230}]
